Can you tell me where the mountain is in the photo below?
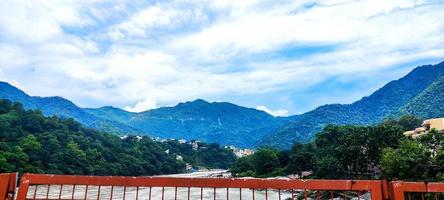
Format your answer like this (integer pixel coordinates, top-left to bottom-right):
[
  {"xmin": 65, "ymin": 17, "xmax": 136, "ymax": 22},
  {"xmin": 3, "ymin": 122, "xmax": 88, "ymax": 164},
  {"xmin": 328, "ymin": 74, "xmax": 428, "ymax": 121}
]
[
  {"xmin": 0, "ymin": 82, "xmax": 141, "ymax": 135},
  {"xmin": 85, "ymin": 99, "xmax": 289, "ymax": 147},
  {"xmin": 398, "ymin": 75, "xmax": 444, "ymax": 118},
  {"xmin": 0, "ymin": 99, "xmax": 234, "ymax": 175},
  {"xmin": 0, "ymin": 82, "xmax": 287, "ymax": 147},
  {"xmin": 258, "ymin": 61, "xmax": 444, "ymax": 149},
  {"xmin": 2, "ymin": 61, "xmax": 444, "ymax": 149},
  {"xmin": 84, "ymin": 106, "xmax": 134, "ymax": 123}
]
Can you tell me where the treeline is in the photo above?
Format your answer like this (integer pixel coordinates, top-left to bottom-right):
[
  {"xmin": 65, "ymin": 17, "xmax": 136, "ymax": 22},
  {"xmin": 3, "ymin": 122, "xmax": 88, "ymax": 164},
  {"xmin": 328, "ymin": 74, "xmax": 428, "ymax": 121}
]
[
  {"xmin": 231, "ymin": 116, "xmax": 444, "ymax": 181},
  {"xmin": 162, "ymin": 141, "xmax": 235, "ymax": 169},
  {"xmin": 0, "ymin": 99, "xmax": 235, "ymax": 175}
]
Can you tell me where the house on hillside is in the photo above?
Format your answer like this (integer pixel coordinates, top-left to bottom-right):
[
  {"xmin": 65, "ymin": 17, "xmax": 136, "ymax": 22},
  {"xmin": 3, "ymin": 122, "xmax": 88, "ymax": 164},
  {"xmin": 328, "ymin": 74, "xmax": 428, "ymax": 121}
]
[
  {"xmin": 224, "ymin": 145, "xmax": 255, "ymax": 157},
  {"xmin": 403, "ymin": 118, "xmax": 444, "ymax": 138}
]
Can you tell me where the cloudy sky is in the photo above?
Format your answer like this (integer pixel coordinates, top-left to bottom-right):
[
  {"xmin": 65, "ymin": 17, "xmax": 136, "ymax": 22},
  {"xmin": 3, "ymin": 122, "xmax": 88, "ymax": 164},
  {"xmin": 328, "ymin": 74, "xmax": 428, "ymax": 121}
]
[{"xmin": 1, "ymin": 0, "xmax": 444, "ymax": 116}]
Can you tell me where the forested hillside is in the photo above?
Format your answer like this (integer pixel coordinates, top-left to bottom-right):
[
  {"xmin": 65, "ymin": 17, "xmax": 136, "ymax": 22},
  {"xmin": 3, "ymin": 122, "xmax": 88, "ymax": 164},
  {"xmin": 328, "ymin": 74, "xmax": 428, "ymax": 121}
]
[
  {"xmin": 232, "ymin": 116, "xmax": 444, "ymax": 181},
  {"xmin": 0, "ymin": 82, "xmax": 140, "ymax": 135},
  {"xmin": 398, "ymin": 75, "xmax": 444, "ymax": 119},
  {"xmin": 0, "ymin": 99, "xmax": 235, "ymax": 175},
  {"xmin": 258, "ymin": 61, "xmax": 444, "ymax": 149},
  {"xmin": 86, "ymin": 99, "xmax": 288, "ymax": 147},
  {"xmin": 0, "ymin": 82, "xmax": 288, "ymax": 148},
  {"xmin": 2, "ymin": 61, "xmax": 444, "ymax": 149}
]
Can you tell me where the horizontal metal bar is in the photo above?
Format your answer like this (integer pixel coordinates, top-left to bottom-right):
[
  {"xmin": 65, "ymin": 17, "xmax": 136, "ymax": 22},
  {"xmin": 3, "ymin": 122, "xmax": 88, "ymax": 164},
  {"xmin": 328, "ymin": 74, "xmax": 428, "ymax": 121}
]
[
  {"xmin": 8, "ymin": 172, "xmax": 444, "ymax": 200},
  {"xmin": 19, "ymin": 174, "xmax": 381, "ymax": 191},
  {"xmin": 390, "ymin": 181, "xmax": 444, "ymax": 193},
  {"xmin": 427, "ymin": 183, "xmax": 444, "ymax": 193}
]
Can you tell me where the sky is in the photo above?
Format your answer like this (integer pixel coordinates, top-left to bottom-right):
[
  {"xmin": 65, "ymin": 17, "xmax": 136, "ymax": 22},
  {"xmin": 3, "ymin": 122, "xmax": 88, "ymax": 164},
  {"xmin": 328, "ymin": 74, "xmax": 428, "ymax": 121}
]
[{"xmin": 1, "ymin": 0, "xmax": 444, "ymax": 116}]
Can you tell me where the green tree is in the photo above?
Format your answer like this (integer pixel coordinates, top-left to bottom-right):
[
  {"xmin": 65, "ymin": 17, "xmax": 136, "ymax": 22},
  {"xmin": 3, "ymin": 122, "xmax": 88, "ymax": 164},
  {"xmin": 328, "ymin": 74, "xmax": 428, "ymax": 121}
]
[
  {"xmin": 230, "ymin": 156, "xmax": 254, "ymax": 177},
  {"xmin": 286, "ymin": 143, "xmax": 314, "ymax": 175},
  {"xmin": 417, "ymin": 129, "xmax": 444, "ymax": 157},
  {"xmin": 232, "ymin": 117, "xmax": 415, "ymax": 179},
  {"xmin": 397, "ymin": 115, "xmax": 422, "ymax": 131},
  {"xmin": 381, "ymin": 140, "xmax": 431, "ymax": 180},
  {"xmin": 252, "ymin": 148, "xmax": 281, "ymax": 176},
  {"xmin": 433, "ymin": 150, "xmax": 444, "ymax": 181},
  {"xmin": 1, "ymin": 99, "xmax": 233, "ymax": 175},
  {"xmin": 20, "ymin": 135, "xmax": 42, "ymax": 152}
]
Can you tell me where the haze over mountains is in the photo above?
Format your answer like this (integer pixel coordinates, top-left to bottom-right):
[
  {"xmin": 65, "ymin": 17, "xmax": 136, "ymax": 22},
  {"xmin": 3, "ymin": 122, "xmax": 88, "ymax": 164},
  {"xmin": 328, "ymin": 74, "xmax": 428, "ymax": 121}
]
[{"xmin": 1, "ymin": 61, "xmax": 444, "ymax": 149}]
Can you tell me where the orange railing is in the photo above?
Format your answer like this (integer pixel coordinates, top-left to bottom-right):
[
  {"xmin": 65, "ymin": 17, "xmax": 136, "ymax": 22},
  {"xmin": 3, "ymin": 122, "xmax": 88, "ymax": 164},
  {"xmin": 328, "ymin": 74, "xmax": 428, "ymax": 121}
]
[
  {"xmin": 16, "ymin": 174, "xmax": 384, "ymax": 200},
  {"xmin": 0, "ymin": 172, "xmax": 17, "ymax": 200},
  {"xmin": 1, "ymin": 172, "xmax": 443, "ymax": 200},
  {"xmin": 390, "ymin": 181, "xmax": 444, "ymax": 200}
]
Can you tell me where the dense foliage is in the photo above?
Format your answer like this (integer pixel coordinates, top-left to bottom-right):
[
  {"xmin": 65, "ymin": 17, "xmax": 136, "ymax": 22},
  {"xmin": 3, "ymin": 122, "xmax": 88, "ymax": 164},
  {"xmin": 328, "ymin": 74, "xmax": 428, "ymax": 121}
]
[
  {"xmin": 161, "ymin": 140, "xmax": 236, "ymax": 169},
  {"xmin": 232, "ymin": 116, "xmax": 444, "ymax": 181},
  {"xmin": 381, "ymin": 129, "xmax": 444, "ymax": 181},
  {"xmin": 0, "ymin": 99, "xmax": 235, "ymax": 175},
  {"xmin": 399, "ymin": 75, "xmax": 444, "ymax": 119},
  {"xmin": 0, "ymin": 82, "xmax": 139, "ymax": 135}
]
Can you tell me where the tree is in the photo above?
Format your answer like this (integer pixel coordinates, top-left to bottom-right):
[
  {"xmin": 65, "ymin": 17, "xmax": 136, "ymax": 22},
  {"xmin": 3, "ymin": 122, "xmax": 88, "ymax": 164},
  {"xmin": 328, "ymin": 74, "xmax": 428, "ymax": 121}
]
[
  {"xmin": 230, "ymin": 156, "xmax": 254, "ymax": 177},
  {"xmin": 433, "ymin": 150, "xmax": 444, "ymax": 181},
  {"xmin": 286, "ymin": 143, "xmax": 314, "ymax": 175},
  {"xmin": 252, "ymin": 148, "xmax": 281, "ymax": 176},
  {"xmin": 417, "ymin": 129, "xmax": 444, "ymax": 180},
  {"xmin": 397, "ymin": 115, "xmax": 422, "ymax": 131},
  {"xmin": 0, "ymin": 99, "xmax": 234, "ymax": 175},
  {"xmin": 417, "ymin": 129, "xmax": 444, "ymax": 157},
  {"xmin": 313, "ymin": 156, "xmax": 344, "ymax": 179},
  {"xmin": 20, "ymin": 135, "xmax": 42, "ymax": 153},
  {"xmin": 231, "ymin": 116, "xmax": 423, "ymax": 180},
  {"xmin": 381, "ymin": 140, "xmax": 431, "ymax": 180}
]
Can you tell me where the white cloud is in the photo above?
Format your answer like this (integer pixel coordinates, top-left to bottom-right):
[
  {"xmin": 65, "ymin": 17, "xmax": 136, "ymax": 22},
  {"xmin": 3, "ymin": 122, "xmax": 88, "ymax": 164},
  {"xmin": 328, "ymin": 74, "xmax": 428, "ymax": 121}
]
[
  {"xmin": 171, "ymin": 0, "xmax": 443, "ymax": 66},
  {"xmin": 0, "ymin": 0, "xmax": 444, "ymax": 114},
  {"xmin": 0, "ymin": 1, "xmax": 93, "ymax": 42},
  {"xmin": 256, "ymin": 105, "xmax": 289, "ymax": 117},
  {"xmin": 124, "ymin": 98, "xmax": 158, "ymax": 112},
  {"xmin": 108, "ymin": 5, "xmax": 207, "ymax": 40}
]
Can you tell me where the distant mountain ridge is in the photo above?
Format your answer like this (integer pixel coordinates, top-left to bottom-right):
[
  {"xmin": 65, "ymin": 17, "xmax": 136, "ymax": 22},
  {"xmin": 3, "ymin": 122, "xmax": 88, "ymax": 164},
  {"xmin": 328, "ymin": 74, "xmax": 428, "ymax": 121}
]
[
  {"xmin": 0, "ymin": 82, "xmax": 288, "ymax": 147},
  {"xmin": 257, "ymin": 61, "xmax": 444, "ymax": 148},
  {"xmin": 0, "ymin": 82, "xmax": 141, "ymax": 135},
  {"xmin": 85, "ymin": 99, "xmax": 289, "ymax": 147},
  {"xmin": 397, "ymin": 75, "xmax": 444, "ymax": 119},
  {"xmin": 1, "ymin": 61, "xmax": 444, "ymax": 149}
]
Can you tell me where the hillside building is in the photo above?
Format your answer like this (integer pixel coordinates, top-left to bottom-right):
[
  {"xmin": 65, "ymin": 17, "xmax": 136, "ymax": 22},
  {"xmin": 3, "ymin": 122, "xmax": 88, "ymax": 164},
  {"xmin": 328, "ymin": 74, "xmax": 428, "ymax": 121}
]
[
  {"xmin": 403, "ymin": 118, "xmax": 444, "ymax": 138},
  {"xmin": 224, "ymin": 145, "xmax": 254, "ymax": 157}
]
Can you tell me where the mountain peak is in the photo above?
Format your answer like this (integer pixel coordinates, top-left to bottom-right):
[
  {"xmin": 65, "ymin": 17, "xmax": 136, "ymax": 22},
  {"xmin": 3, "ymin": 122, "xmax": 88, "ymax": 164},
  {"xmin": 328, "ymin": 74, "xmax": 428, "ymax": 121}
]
[
  {"xmin": 175, "ymin": 99, "xmax": 210, "ymax": 107},
  {"xmin": 0, "ymin": 81, "xmax": 21, "ymax": 91},
  {"xmin": 258, "ymin": 61, "xmax": 444, "ymax": 149},
  {"xmin": 190, "ymin": 99, "xmax": 209, "ymax": 104},
  {"xmin": 0, "ymin": 81, "xmax": 30, "ymax": 100},
  {"xmin": 0, "ymin": 81, "xmax": 12, "ymax": 87},
  {"xmin": 98, "ymin": 106, "xmax": 122, "ymax": 110}
]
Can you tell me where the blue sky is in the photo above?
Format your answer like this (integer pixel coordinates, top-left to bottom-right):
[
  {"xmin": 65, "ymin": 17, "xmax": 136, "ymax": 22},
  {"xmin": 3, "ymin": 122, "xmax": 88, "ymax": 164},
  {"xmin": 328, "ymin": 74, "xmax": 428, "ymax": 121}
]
[{"xmin": 1, "ymin": 0, "xmax": 444, "ymax": 116}]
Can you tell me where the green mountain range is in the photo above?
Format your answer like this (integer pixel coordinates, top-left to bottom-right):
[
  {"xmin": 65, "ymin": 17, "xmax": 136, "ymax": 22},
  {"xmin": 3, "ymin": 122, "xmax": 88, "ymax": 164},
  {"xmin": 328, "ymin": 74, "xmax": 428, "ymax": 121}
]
[
  {"xmin": 0, "ymin": 99, "xmax": 235, "ymax": 175},
  {"xmin": 84, "ymin": 100, "xmax": 289, "ymax": 147},
  {"xmin": 0, "ymin": 82, "xmax": 141, "ymax": 135},
  {"xmin": 0, "ymin": 82, "xmax": 288, "ymax": 147},
  {"xmin": 397, "ymin": 75, "xmax": 444, "ymax": 119},
  {"xmin": 1, "ymin": 61, "xmax": 444, "ymax": 149},
  {"xmin": 258, "ymin": 61, "xmax": 444, "ymax": 148}
]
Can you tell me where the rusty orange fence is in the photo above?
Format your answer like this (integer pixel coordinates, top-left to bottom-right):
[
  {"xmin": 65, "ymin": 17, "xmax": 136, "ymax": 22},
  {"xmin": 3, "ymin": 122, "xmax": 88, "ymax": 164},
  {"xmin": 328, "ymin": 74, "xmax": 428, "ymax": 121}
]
[
  {"xmin": 0, "ymin": 172, "xmax": 17, "ymax": 200},
  {"xmin": 389, "ymin": 181, "xmax": 444, "ymax": 200},
  {"xmin": 0, "ymin": 172, "xmax": 443, "ymax": 200}
]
